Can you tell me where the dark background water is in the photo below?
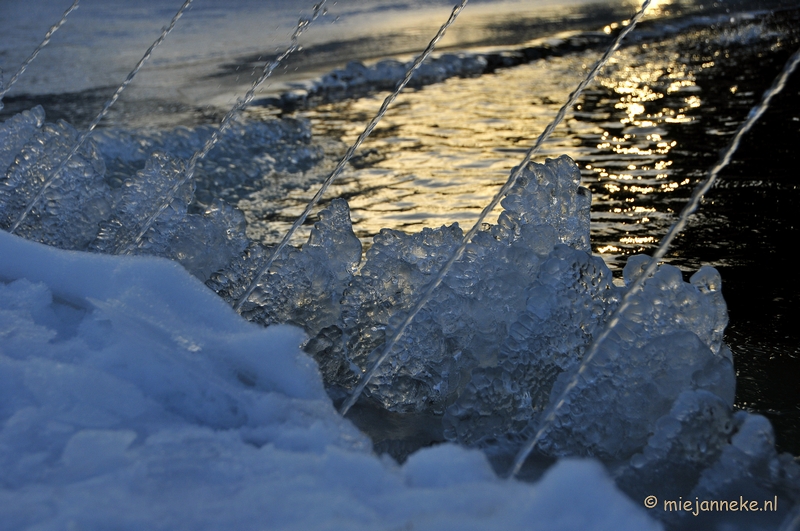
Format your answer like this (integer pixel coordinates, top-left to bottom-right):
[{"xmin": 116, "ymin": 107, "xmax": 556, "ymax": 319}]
[
  {"xmin": 583, "ymin": 13, "xmax": 800, "ymax": 453},
  {"xmin": 669, "ymin": 41, "xmax": 800, "ymax": 455}
]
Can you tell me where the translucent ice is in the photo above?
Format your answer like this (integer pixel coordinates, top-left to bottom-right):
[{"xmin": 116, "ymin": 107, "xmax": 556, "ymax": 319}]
[
  {"xmin": 210, "ymin": 198, "xmax": 362, "ymax": 331},
  {"xmin": 0, "ymin": 108, "xmax": 284, "ymax": 281},
  {"xmin": 92, "ymin": 118, "xmax": 324, "ymax": 207},
  {"xmin": 527, "ymin": 263, "xmax": 735, "ymax": 461},
  {"xmin": 613, "ymin": 390, "xmax": 800, "ymax": 528},
  {"xmin": 0, "ymin": 106, "xmax": 45, "ymax": 174},
  {"xmin": 0, "ymin": 114, "xmax": 111, "ymax": 250},
  {"xmin": 223, "ymin": 155, "xmax": 595, "ymax": 417}
]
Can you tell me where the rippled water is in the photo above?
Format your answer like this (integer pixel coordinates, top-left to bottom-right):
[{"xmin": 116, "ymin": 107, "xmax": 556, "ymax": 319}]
[{"xmin": 251, "ymin": 11, "xmax": 800, "ymax": 452}]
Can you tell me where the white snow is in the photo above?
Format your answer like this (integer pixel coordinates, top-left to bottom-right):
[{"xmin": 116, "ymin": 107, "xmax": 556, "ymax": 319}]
[{"xmin": 0, "ymin": 229, "xmax": 661, "ymax": 530}]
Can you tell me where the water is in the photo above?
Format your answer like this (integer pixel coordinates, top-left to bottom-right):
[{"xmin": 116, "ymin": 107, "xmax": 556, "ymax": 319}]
[
  {"xmin": 1, "ymin": 0, "xmax": 798, "ymax": 501},
  {"xmin": 265, "ymin": 9, "xmax": 800, "ymax": 454}
]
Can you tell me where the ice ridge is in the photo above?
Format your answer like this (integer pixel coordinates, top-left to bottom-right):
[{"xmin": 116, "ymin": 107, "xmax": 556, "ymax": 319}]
[{"xmin": 0, "ymin": 106, "xmax": 323, "ymax": 282}]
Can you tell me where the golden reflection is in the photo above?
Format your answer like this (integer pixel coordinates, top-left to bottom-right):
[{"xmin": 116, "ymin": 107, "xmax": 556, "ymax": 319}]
[
  {"xmin": 597, "ymin": 245, "xmax": 622, "ymax": 254},
  {"xmin": 620, "ymin": 236, "xmax": 657, "ymax": 244},
  {"xmin": 685, "ymin": 95, "xmax": 702, "ymax": 108},
  {"xmin": 288, "ymin": 29, "xmax": 706, "ymax": 271}
]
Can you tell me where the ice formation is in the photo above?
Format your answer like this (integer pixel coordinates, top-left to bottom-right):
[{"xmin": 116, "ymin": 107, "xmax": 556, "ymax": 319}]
[
  {"xmin": 208, "ymin": 154, "xmax": 799, "ymax": 528},
  {"xmin": 1, "ymin": 92, "xmax": 798, "ymax": 526},
  {"xmin": 278, "ymin": 53, "xmax": 488, "ymax": 108},
  {"xmin": 0, "ymin": 106, "xmax": 322, "ymax": 280},
  {"xmin": 2, "ymin": 3, "xmax": 800, "ymax": 521},
  {"xmin": 269, "ymin": 34, "xmax": 616, "ymax": 109}
]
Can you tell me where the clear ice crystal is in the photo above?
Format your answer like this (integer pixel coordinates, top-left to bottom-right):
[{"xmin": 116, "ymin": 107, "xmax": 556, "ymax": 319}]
[
  {"xmin": 90, "ymin": 151, "xmax": 191, "ymax": 254},
  {"xmin": 0, "ymin": 114, "xmax": 111, "ymax": 250},
  {"xmin": 208, "ymin": 156, "xmax": 594, "ymax": 416},
  {"xmin": 339, "ymin": 156, "xmax": 596, "ymax": 414},
  {"xmin": 691, "ymin": 412, "xmax": 800, "ymax": 504},
  {"xmin": 498, "ymin": 154, "xmax": 591, "ymax": 252},
  {"xmin": 249, "ymin": 198, "xmax": 361, "ymax": 330},
  {"xmin": 90, "ymin": 151, "xmax": 249, "ymax": 280},
  {"xmin": 443, "ymin": 245, "xmax": 620, "ymax": 447},
  {"xmin": 0, "ymin": 106, "xmax": 45, "ymax": 175},
  {"xmin": 0, "ymin": 109, "xmax": 252, "ymax": 282},
  {"xmin": 530, "ymin": 263, "xmax": 735, "ymax": 461},
  {"xmin": 93, "ymin": 118, "xmax": 323, "ymax": 204},
  {"xmin": 613, "ymin": 390, "xmax": 799, "ymax": 528}
]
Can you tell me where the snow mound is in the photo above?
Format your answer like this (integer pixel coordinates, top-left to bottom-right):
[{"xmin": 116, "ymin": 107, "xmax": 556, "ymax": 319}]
[{"xmin": 0, "ymin": 230, "xmax": 660, "ymax": 530}]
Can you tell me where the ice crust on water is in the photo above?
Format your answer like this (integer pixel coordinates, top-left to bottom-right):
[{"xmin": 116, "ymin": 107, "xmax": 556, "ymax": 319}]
[
  {"xmin": 0, "ymin": 107, "xmax": 327, "ymax": 280},
  {"xmin": 268, "ymin": 34, "xmax": 619, "ymax": 111},
  {"xmin": 208, "ymin": 152, "xmax": 797, "ymax": 527},
  {"xmin": 279, "ymin": 53, "xmax": 488, "ymax": 108},
  {"xmin": 1, "ymin": 104, "xmax": 798, "ymax": 528}
]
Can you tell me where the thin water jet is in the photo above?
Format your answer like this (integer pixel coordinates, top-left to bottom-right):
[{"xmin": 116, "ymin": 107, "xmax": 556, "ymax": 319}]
[
  {"xmin": 338, "ymin": 0, "xmax": 654, "ymax": 417},
  {"xmin": 508, "ymin": 43, "xmax": 800, "ymax": 479},
  {"xmin": 233, "ymin": 0, "xmax": 471, "ymax": 313},
  {"xmin": 8, "ymin": 0, "xmax": 194, "ymax": 234}
]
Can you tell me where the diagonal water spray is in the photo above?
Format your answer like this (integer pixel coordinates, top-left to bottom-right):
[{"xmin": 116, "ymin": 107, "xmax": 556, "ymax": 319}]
[
  {"xmin": 119, "ymin": 1, "xmax": 328, "ymax": 255},
  {"xmin": 507, "ymin": 44, "xmax": 800, "ymax": 479},
  {"xmin": 338, "ymin": 0, "xmax": 653, "ymax": 417},
  {"xmin": 8, "ymin": 0, "xmax": 194, "ymax": 235},
  {"xmin": 232, "ymin": 0, "xmax": 470, "ymax": 313},
  {"xmin": 0, "ymin": 0, "xmax": 80, "ymax": 106}
]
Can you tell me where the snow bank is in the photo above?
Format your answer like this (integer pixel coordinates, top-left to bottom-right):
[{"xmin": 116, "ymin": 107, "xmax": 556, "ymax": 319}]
[{"xmin": 0, "ymin": 230, "xmax": 660, "ymax": 530}]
